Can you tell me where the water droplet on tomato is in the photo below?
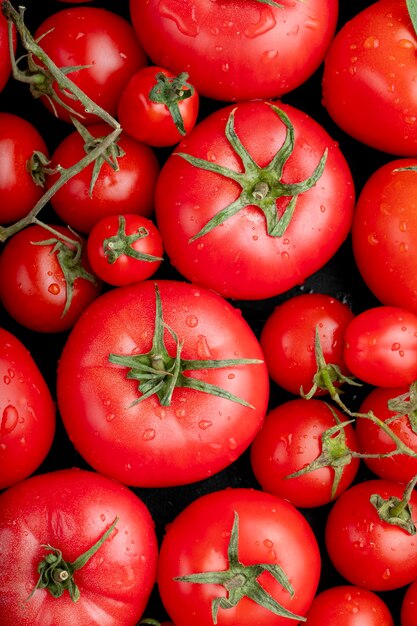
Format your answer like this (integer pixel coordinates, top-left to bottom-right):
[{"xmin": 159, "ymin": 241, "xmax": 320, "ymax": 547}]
[
  {"xmin": 100, "ymin": 514, "xmax": 106, "ymax": 522},
  {"xmin": 228, "ymin": 437, "xmax": 238, "ymax": 450},
  {"xmin": 1, "ymin": 405, "xmax": 19, "ymax": 435},
  {"xmin": 142, "ymin": 428, "xmax": 156, "ymax": 441},
  {"xmin": 263, "ymin": 539, "xmax": 274, "ymax": 549},
  {"xmin": 3, "ymin": 375, "xmax": 10, "ymax": 385},
  {"xmin": 197, "ymin": 335, "xmax": 212, "ymax": 358},
  {"xmin": 261, "ymin": 49, "xmax": 278, "ymax": 63},
  {"xmin": 364, "ymin": 35, "xmax": 379, "ymax": 49},
  {"xmin": 281, "ymin": 251, "xmax": 289, "ymax": 261},
  {"xmin": 159, "ymin": 0, "xmax": 199, "ymax": 37},
  {"xmin": 399, "ymin": 38, "xmax": 415, "ymax": 49},
  {"xmin": 367, "ymin": 233, "xmax": 379, "ymax": 246},
  {"xmin": 48, "ymin": 283, "xmax": 61, "ymax": 295},
  {"xmin": 186, "ymin": 315, "xmax": 198, "ymax": 327},
  {"xmin": 391, "ymin": 343, "xmax": 401, "ymax": 351},
  {"xmin": 198, "ymin": 420, "xmax": 212, "ymax": 430},
  {"xmin": 304, "ymin": 16, "xmax": 320, "ymax": 30},
  {"xmin": 244, "ymin": 7, "xmax": 276, "ymax": 38}
]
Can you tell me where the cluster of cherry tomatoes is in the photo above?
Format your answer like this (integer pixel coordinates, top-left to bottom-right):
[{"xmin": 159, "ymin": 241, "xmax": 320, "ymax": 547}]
[{"xmin": 1, "ymin": 0, "xmax": 417, "ymax": 624}]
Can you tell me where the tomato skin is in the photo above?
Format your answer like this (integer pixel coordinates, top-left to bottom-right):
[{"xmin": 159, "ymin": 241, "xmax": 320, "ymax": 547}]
[
  {"xmin": 401, "ymin": 579, "xmax": 417, "ymax": 626},
  {"xmin": 0, "ymin": 224, "xmax": 102, "ymax": 333},
  {"xmin": 250, "ymin": 399, "xmax": 360, "ymax": 508},
  {"xmin": 130, "ymin": 0, "xmax": 338, "ymax": 102},
  {"xmin": 260, "ymin": 293, "xmax": 354, "ymax": 396},
  {"xmin": 325, "ymin": 479, "xmax": 417, "ymax": 591},
  {"xmin": 357, "ymin": 386, "xmax": 417, "ymax": 483},
  {"xmin": 304, "ymin": 585, "xmax": 394, "ymax": 625},
  {"xmin": 157, "ymin": 488, "xmax": 321, "ymax": 626},
  {"xmin": 47, "ymin": 124, "xmax": 160, "ymax": 233},
  {"xmin": 87, "ymin": 214, "xmax": 164, "ymax": 286},
  {"xmin": 322, "ymin": 0, "xmax": 417, "ymax": 156},
  {"xmin": 0, "ymin": 328, "xmax": 55, "ymax": 490},
  {"xmin": 0, "ymin": 113, "xmax": 49, "ymax": 224},
  {"xmin": 34, "ymin": 7, "xmax": 147, "ymax": 124},
  {"xmin": 343, "ymin": 306, "xmax": 417, "ymax": 388},
  {"xmin": 118, "ymin": 66, "xmax": 200, "ymax": 147},
  {"xmin": 155, "ymin": 100, "xmax": 355, "ymax": 300},
  {"xmin": 56, "ymin": 279, "xmax": 269, "ymax": 487},
  {"xmin": 352, "ymin": 159, "xmax": 417, "ymax": 315},
  {"xmin": 0, "ymin": 468, "xmax": 158, "ymax": 626},
  {"xmin": 0, "ymin": 12, "xmax": 15, "ymax": 94}
]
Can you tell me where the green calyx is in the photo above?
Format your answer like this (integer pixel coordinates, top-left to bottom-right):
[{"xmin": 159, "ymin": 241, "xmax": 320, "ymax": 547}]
[
  {"xmin": 102, "ymin": 215, "xmax": 163, "ymax": 265},
  {"xmin": 370, "ymin": 475, "xmax": 417, "ymax": 535},
  {"xmin": 387, "ymin": 381, "xmax": 417, "ymax": 435},
  {"xmin": 149, "ymin": 71, "xmax": 194, "ymax": 136},
  {"xmin": 285, "ymin": 404, "xmax": 356, "ymax": 499},
  {"xmin": 174, "ymin": 511, "xmax": 305, "ymax": 624},
  {"xmin": 33, "ymin": 225, "xmax": 98, "ymax": 317},
  {"xmin": 27, "ymin": 517, "xmax": 118, "ymax": 602},
  {"xmin": 108, "ymin": 284, "xmax": 262, "ymax": 408},
  {"xmin": 175, "ymin": 103, "xmax": 327, "ymax": 242},
  {"xmin": 406, "ymin": 0, "xmax": 417, "ymax": 38}
]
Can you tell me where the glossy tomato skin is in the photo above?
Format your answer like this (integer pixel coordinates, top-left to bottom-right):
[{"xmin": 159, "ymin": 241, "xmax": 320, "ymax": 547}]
[
  {"xmin": 0, "ymin": 224, "xmax": 102, "ymax": 333},
  {"xmin": 0, "ymin": 468, "xmax": 158, "ymax": 626},
  {"xmin": 0, "ymin": 328, "xmax": 55, "ymax": 490},
  {"xmin": 0, "ymin": 12, "xmax": 15, "ymax": 94},
  {"xmin": 157, "ymin": 488, "xmax": 321, "ymax": 626},
  {"xmin": 352, "ymin": 159, "xmax": 417, "ymax": 314},
  {"xmin": 47, "ymin": 124, "xmax": 160, "ymax": 233},
  {"xmin": 0, "ymin": 113, "xmax": 48, "ymax": 224},
  {"xmin": 325, "ymin": 479, "xmax": 417, "ymax": 591},
  {"xmin": 401, "ymin": 579, "xmax": 417, "ymax": 626},
  {"xmin": 357, "ymin": 386, "xmax": 417, "ymax": 483},
  {"xmin": 130, "ymin": 0, "xmax": 338, "ymax": 102},
  {"xmin": 155, "ymin": 100, "xmax": 355, "ymax": 300},
  {"xmin": 250, "ymin": 399, "xmax": 360, "ymax": 508},
  {"xmin": 34, "ymin": 7, "xmax": 147, "ymax": 124},
  {"xmin": 260, "ymin": 293, "xmax": 354, "ymax": 396},
  {"xmin": 57, "ymin": 280, "xmax": 269, "ymax": 487},
  {"xmin": 343, "ymin": 306, "xmax": 417, "ymax": 388},
  {"xmin": 87, "ymin": 214, "xmax": 164, "ymax": 286},
  {"xmin": 304, "ymin": 585, "xmax": 394, "ymax": 625},
  {"xmin": 118, "ymin": 66, "xmax": 200, "ymax": 147},
  {"xmin": 322, "ymin": 0, "xmax": 417, "ymax": 156}
]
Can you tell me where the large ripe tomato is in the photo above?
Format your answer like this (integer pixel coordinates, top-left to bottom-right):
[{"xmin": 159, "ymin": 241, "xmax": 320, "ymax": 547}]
[
  {"xmin": 155, "ymin": 100, "xmax": 355, "ymax": 300},
  {"xmin": 260, "ymin": 293, "xmax": 354, "ymax": 396},
  {"xmin": 0, "ymin": 468, "xmax": 158, "ymax": 626},
  {"xmin": 47, "ymin": 124, "xmax": 160, "ymax": 233},
  {"xmin": 33, "ymin": 7, "xmax": 147, "ymax": 124},
  {"xmin": 304, "ymin": 585, "xmax": 394, "ymax": 625},
  {"xmin": 343, "ymin": 306, "xmax": 417, "ymax": 388},
  {"xmin": 401, "ymin": 578, "xmax": 417, "ymax": 626},
  {"xmin": 118, "ymin": 66, "xmax": 200, "ymax": 147},
  {"xmin": 0, "ymin": 224, "xmax": 102, "ymax": 333},
  {"xmin": 0, "ymin": 327, "xmax": 55, "ymax": 490},
  {"xmin": 57, "ymin": 280, "xmax": 269, "ymax": 487},
  {"xmin": 0, "ymin": 113, "xmax": 48, "ymax": 224},
  {"xmin": 322, "ymin": 0, "xmax": 417, "ymax": 156},
  {"xmin": 250, "ymin": 399, "xmax": 360, "ymax": 508},
  {"xmin": 357, "ymin": 385, "xmax": 417, "ymax": 483},
  {"xmin": 352, "ymin": 159, "xmax": 417, "ymax": 314},
  {"xmin": 129, "ymin": 0, "xmax": 338, "ymax": 102},
  {"xmin": 157, "ymin": 488, "xmax": 321, "ymax": 625},
  {"xmin": 325, "ymin": 478, "xmax": 417, "ymax": 591}
]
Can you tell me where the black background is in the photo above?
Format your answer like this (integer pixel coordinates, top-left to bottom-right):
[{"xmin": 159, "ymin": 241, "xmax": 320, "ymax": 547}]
[{"xmin": 0, "ymin": 0, "xmax": 406, "ymax": 623}]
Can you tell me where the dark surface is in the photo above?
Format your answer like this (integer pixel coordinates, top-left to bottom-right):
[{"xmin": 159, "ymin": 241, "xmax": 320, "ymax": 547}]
[{"xmin": 0, "ymin": 0, "xmax": 407, "ymax": 623}]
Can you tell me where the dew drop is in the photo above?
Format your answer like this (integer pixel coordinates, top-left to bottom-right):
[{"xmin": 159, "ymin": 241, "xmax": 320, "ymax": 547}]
[
  {"xmin": 159, "ymin": 0, "xmax": 199, "ymax": 37},
  {"xmin": 3, "ymin": 375, "xmax": 10, "ymax": 385},
  {"xmin": 263, "ymin": 539, "xmax": 274, "ymax": 549},
  {"xmin": 100, "ymin": 514, "xmax": 106, "ymax": 522},
  {"xmin": 391, "ymin": 343, "xmax": 401, "ymax": 351},
  {"xmin": 281, "ymin": 251, "xmax": 289, "ymax": 261},
  {"xmin": 106, "ymin": 413, "xmax": 116, "ymax": 422},
  {"xmin": 367, "ymin": 233, "xmax": 379, "ymax": 246},
  {"xmin": 186, "ymin": 315, "xmax": 198, "ymax": 327},
  {"xmin": 142, "ymin": 428, "xmax": 156, "ymax": 441},
  {"xmin": 227, "ymin": 373, "xmax": 235, "ymax": 379},
  {"xmin": 197, "ymin": 334, "xmax": 212, "ymax": 359},
  {"xmin": 48, "ymin": 283, "xmax": 61, "ymax": 295},
  {"xmin": 261, "ymin": 49, "xmax": 278, "ymax": 63},
  {"xmin": 228, "ymin": 437, "xmax": 238, "ymax": 450},
  {"xmin": 198, "ymin": 420, "xmax": 212, "ymax": 430},
  {"xmin": 364, "ymin": 35, "xmax": 380, "ymax": 49},
  {"xmin": 1, "ymin": 405, "xmax": 19, "ymax": 435}
]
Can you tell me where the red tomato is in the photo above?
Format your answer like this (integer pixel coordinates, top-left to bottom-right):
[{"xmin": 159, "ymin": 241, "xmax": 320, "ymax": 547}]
[
  {"xmin": 357, "ymin": 386, "xmax": 417, "ymax": 483},
  {"xmin": 401, "ymin": 579, "xmax": 417, "ymax": 626},
  {"xmin": 325, "ymin": 478, "xmax": 417, "ymax": 591},
  {"xmin": 0, "ymin": 11, "xmax": 15, "ymax": 94},
  {"xmin": 34, "ymin": 7, "xmax": 147, "ymax": 124},
  {"xmin": 157, "ymin": 488, "xmax": 321, "ymax": 625},
  {"xmin": 352, "ymin": 159, "xmax": 417, "ymax": 314},
  {"xmin": 260, "ymin": 293, "xmax": 354, "ymax": 396},
  {"xmin": 87, "ymin": 214, "xmax": 164, "ymax": 286},
  {"xmin": 47, "ymin": 124, "xmax": 160, "ymax": 233},
  {"xmin": 155, "ymin": 100, "xmax": 355, "ymax": 300},
  {"xmin": 0, "ymin": 468, "xmax": 158, "ymax": 626},
  {"xmin": 130, "ymin": 0, "xmax": 338, "ymax": 102},
  {"xmin": 250, "ymin": 399, "xmax": 360, "ymax": 508},
  {"xmin": 56, "ymin": 280, "xmax": 269, "ymax": 487},
  {"xmin": 0, "ymin": 327, "xmax": 55, "ymax": 489},
  {"xmin": 0, "ymin": 113, "xmax": 49, "ymax": 224},
  {"xmin": 343, "ymin": 306, "xmax": 417, "ymax": 388},
  {"xmin": 322, "ymin": 0, "xmax": 417, "ymax": 156},
  {"xmin": 304, "ymin": 585, "xmax": 394, "ymax": 625},
  {"xmin": 118, "ymin": 66, "xmax": 200, "ymax": 147},
  {"xmin": 0, "ymin": 224, "xmax": 102, "ymax": 333}
]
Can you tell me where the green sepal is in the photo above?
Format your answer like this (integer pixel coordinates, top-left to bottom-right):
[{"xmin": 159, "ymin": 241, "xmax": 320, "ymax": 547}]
[{"xmin": 102, "ymin": 215, "xmax": 163, "ymax": 264}]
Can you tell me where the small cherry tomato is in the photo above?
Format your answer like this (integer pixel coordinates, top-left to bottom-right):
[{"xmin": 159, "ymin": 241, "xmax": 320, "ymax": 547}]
[
  {"xmin": 87, "ymin": 214, "xmax": 164, "ymax": 286},
  {"xmin": 118, "ymin": 66, "xmax": 199, "ymax": 147},
  {"xmin": 304, "ymin": 585, "xmax": 394, "ymax": 625}
]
